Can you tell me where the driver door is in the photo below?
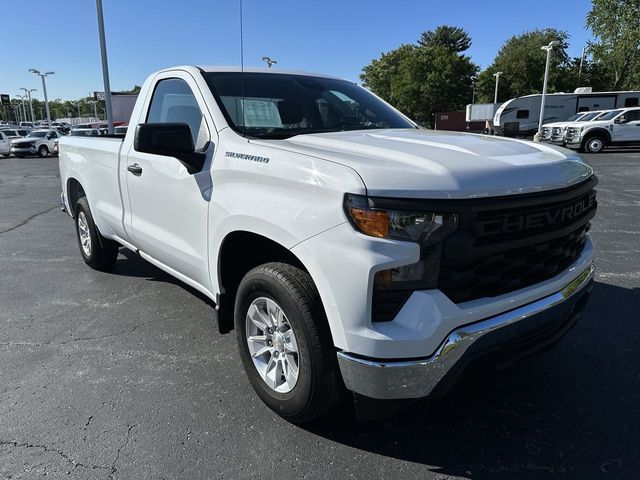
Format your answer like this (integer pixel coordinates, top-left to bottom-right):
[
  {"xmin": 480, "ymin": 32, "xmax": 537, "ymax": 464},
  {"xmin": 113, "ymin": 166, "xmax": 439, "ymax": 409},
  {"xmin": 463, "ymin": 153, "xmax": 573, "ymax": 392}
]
[
  {"xmin": 124, "ymin": 74, "xmax": 214, "ymax": 290},
  {"xmin": 613, "ymin": 110, "xmax": 640, "ymax": 142}
]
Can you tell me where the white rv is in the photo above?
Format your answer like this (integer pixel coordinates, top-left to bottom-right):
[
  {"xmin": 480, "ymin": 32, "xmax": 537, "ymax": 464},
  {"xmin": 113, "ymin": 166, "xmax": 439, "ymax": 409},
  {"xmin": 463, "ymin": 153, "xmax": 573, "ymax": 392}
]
[{"xmin": 494, "ymin": 89, "xmax": 640, "ymax": 137}]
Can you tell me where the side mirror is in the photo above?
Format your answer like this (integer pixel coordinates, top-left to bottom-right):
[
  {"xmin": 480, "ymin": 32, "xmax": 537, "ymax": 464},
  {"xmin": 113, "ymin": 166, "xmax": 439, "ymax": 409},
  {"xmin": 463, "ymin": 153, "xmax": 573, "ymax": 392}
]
[
  {"xmin": 615, "ymin": 116, "xmax": 626, "ymax": 124},
  {"xmin": 134, "ymin": 122, "xmax": 205, "ymax": 173}
]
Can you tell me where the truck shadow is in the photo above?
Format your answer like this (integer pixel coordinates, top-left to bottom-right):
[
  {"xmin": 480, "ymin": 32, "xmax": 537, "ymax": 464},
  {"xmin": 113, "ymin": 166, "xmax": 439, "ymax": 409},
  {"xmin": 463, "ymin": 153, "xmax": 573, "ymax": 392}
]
[
  {"xmin": 303, "ymin": 281, "xmax": 640, "ymax": 479},
  {"xmin": 112, "ymin": 248, "xmax": 216, "ymax": 307}
]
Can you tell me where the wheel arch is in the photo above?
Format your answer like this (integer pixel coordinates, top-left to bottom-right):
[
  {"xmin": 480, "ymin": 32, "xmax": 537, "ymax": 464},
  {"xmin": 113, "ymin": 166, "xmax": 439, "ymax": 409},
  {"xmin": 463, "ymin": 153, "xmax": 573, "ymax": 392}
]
[
  {"xmin": 582, "ymin": 128, "xmax": 612, "ymax": 145},
  {"xmin": 215, "ymin": 230, "xmax": 311, "ymax": 333},
  {"xmin": 66, "ymin": 177, "xmax": 86, "ymax": 218}
]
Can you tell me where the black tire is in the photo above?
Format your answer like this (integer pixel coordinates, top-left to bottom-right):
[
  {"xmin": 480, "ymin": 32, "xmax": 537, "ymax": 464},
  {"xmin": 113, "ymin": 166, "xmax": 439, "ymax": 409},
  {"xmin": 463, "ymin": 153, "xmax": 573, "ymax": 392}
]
[
  {"xmin": 235, "ymin": 262, "xmax": 344, "ymax": 423},
  {"xmin": 38, "ymin": 145, "xmax": 49, "ymax": 157},
  {"xmin": 583, "ymin": 135, "xmax": 606, "ymax": 153},
  {"xmin": 74, "ymin": 197, "xmax": 119, "ymax": 270}
]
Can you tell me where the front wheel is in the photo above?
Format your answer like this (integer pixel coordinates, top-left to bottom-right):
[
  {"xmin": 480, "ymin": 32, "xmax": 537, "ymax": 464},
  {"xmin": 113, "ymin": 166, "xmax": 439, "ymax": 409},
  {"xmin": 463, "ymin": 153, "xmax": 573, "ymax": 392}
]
[
  {"xmin": 583, "ymin": 136, "xmax": 605, "ymax": 153},
  {"xmin": 38, "ymin": 145, "xmax": 49, "ymax": 157},
  {"xmin": 235, "ymin": 262, "xmax": 344, "ymax": 423},
  {"xmin": 75, "ymin": 197, "xmax": 119, "ymax": 270}
]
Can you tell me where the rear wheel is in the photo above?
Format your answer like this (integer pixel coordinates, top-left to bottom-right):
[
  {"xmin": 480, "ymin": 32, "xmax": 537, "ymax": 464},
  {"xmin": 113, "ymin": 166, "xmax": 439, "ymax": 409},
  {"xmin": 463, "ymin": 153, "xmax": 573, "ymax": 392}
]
[
  {"xmin": 235, "ymin": 262, "xmax": 344, "ymax": 423},
  {"xmin": 38, "ymin": 145, "xmax": 49, "ymax": 157},
  {"xmin": 74, "ymin": 197, "xmax": 119, "ymax": 270},
  {"xmin": 583, "ymin": 135, "xmax": 605, "ymax": 153}
]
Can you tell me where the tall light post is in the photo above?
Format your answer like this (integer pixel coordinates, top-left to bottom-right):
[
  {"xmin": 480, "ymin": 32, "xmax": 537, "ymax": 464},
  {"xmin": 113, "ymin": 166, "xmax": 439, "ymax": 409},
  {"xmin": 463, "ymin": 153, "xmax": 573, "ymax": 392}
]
[
  {"xmin": 20, "ymin": 88, "xmax": 37, "ymax": 123},
  {"xmin": 16, "ymin": 94, "xmax": 27, "ymax": 123},
  {"xmin": 262, "ymin": 56, "xmax": 277, "ymax": 68},
  {"xmin": 96, "ymin": 0, "xmax": 114, "ymax": 134},
  {"xmin": 29, "ymin": 69, "xmax": 55, "ymax": 127},
  {"xmin": 493, "ymin": 72, "xmax": 503, "ymax": 104},
  {"xmin": 535, "ymin": 40, "xmax": 561, "ymax": 142}
]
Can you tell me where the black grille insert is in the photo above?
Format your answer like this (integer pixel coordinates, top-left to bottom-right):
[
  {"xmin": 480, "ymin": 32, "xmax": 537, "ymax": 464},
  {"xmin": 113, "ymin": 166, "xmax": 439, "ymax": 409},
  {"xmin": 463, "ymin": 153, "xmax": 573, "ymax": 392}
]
[{"xmin": 438, "ymin": 179, "xmax": 597, "ymax": 303}]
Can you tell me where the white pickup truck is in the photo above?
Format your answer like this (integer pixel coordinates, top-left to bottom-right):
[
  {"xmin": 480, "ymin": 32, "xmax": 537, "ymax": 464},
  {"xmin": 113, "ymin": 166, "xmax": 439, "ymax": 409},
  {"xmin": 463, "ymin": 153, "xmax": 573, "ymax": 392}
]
[
  {"xmin": 59, "ymin": 66, "xmax": 597, "ymax": 422},
  {"xmin": 565, "ymin": 107, "xmax": 640, "ymax": 153}
]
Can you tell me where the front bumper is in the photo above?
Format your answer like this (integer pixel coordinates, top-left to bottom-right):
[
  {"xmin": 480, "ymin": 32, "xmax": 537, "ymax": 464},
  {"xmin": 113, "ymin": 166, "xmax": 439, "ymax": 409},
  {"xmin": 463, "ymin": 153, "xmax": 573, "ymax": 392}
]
[
  {"xmin": 11, "ymin": 146, "xmax": 37, "ymax": 155},
  {"xmin": 337, "ymin": 263, "xmax": 594, "ymax": 400}
]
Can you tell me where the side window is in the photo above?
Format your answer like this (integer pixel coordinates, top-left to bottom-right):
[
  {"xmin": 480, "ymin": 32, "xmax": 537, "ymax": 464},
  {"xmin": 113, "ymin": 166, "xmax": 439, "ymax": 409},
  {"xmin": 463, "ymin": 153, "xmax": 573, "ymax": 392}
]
[
  {"xmin": 516, "ymin": 110, "xmax": 529, "ymax": 119},
  {"xmin": 625, "ymin": 110, "xmax": 640, "ymax": 122},
  {"xmin": 146, "ymin": 78, "xmax": 209, "ymax": 149},
  {"xmin": 624, "ymin": 97, "xmax": 639, "ymax": 107}
]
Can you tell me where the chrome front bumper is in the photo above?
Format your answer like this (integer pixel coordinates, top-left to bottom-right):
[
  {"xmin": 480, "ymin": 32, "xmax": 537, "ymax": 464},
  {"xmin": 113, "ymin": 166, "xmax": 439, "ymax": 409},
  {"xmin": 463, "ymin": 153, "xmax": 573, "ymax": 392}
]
[{"xmin": 337, "ymin": 263, "xmax": 594, "ymax": 400}]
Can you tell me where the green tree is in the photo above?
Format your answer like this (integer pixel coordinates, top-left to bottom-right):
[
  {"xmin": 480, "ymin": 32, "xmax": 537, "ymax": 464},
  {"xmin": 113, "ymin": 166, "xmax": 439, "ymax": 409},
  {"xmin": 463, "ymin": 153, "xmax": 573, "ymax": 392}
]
[
  {"xmin": 475, "ymin": 29, "xmax": 570, "ymax": 103},
  {"xmin": 586, "ymin": 0, "xmax": 640, "ymax": 90},
  {"xmin": 361, "ymin": 25, "xmax": 478, "ymax": 127}
]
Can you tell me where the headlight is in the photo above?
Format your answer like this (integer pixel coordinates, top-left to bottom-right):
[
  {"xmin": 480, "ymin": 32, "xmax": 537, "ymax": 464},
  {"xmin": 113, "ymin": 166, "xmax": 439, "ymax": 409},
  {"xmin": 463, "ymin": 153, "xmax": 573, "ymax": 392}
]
[
  {"xmin": 344, "ymin": 194, "xmax": 458, "ymax": 321},
  {"xmin": 343, "ymin": 193, "xmax": 456, "ymax": 243}
]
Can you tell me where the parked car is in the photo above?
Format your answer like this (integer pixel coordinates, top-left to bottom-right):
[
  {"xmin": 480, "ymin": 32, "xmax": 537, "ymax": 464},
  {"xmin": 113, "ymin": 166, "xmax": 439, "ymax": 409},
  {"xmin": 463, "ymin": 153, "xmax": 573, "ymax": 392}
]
[
  {"xmin": 19, "ymin": 121, "xmax": 35, "ymax": 130},
  {"xmin": 59, "ymin": 66, "xmax": 597, "ymax": 422},
  {"xmin": 52, "ymin": 122, "xmax": 71, "ymax": 134},
  {"xmin": 11, "ymin": 129, "xmax": 62, "ymax": 157},
  {"xmin": 0, "ymin": 130, "xmax": 12, "ymax": 156},
  {"xmin": 69, "ymin": 128, "xmax": 101, "ymax": 137},
  {"xmin": 540, "ymin": 110, "xmax": 608, "ymax": 144},
  {"xmin": 0, "ymin": 129, "xmax": 29, "ymax": 139},
  {"xmin": 565, "ymin": 107, "xmax": 640, "ymax": 153}
]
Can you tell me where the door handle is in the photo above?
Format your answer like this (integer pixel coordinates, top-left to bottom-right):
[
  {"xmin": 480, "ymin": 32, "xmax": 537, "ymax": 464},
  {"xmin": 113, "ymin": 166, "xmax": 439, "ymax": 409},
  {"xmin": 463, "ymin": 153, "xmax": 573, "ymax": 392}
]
[{"xmin": 127, "ymin": 163, "xmax": 142, "ymax": 175}]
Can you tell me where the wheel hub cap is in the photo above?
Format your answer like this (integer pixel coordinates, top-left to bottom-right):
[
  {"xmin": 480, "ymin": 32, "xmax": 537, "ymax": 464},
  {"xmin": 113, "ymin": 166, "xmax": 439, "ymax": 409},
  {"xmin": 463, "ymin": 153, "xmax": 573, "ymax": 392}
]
[
  {"xmin": 245, "ymin": 297, "xmax": 299, "ymax": 393},
  {"xmin": 77, "ymin": 212, "xmax": 91, "ymax": 257}
]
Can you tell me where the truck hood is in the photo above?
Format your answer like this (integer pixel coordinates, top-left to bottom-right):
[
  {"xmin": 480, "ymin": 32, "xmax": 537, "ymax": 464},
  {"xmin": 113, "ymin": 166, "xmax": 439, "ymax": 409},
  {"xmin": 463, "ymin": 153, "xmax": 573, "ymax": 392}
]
[
  {"xmin": 256, "ymin": 129, "xmax": 593, "ymax": 199},
  {"xmin": 543, "ymin": 121, "xmax": 575, "ymax": 128}
]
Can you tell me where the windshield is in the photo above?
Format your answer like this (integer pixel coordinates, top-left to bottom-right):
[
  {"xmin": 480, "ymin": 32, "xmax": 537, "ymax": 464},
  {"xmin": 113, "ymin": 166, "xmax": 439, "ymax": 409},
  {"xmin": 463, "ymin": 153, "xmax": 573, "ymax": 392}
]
[
  {"xmin": 27, "ymin": 131, "xmax": 47, "ymax": 138},
  {"xmin": 577, "ymin": 112, "xmax": 599, "ymax": 121},
  {"xmin": 202, "ymin": 72, "xmax": 415, "ymax": 139},
  {"xmin": 566, "ymin": 113, "xmax": 583, "ymax": 122},
  {"xmin": 597, "ymin": 110, "xmax": 623, "ymax": 121}
]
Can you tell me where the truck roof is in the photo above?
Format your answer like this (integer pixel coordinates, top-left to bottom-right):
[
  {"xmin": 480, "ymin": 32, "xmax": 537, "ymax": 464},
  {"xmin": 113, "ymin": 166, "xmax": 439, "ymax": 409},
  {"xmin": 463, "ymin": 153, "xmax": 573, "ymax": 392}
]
[{"xmin": 197, "ymin": 65, "xmax": 347, "ymax": 81}]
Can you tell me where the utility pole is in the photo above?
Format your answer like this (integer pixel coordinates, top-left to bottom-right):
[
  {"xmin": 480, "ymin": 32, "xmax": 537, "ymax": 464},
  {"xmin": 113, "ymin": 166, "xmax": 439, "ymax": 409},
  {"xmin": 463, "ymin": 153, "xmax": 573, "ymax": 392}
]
[
  {"xmin": 96, "ymin": 0, "xmax": 114, "ymax": 134},
  {"xmin": 535, "ymin": 40, "xmax": 561, "ymax": 142}
]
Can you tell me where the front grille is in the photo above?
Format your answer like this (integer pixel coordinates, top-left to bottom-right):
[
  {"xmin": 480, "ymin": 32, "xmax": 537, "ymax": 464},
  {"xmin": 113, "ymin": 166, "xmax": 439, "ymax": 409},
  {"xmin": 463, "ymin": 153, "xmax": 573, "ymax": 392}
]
[
  {"xmin": 438, "ymin": 178, "xmax": 597, "ymax": 303},
  {"xmin": 540, "ymin": 127, "xmax": 551, "ymax": 140}
]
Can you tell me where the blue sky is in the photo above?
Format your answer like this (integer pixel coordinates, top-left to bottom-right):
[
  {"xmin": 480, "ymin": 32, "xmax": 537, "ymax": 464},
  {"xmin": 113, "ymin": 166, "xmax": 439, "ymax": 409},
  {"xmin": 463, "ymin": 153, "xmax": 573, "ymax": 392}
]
[{"xmin": 1, "ymin": 0, "xmax": 594, "ymax": 101}]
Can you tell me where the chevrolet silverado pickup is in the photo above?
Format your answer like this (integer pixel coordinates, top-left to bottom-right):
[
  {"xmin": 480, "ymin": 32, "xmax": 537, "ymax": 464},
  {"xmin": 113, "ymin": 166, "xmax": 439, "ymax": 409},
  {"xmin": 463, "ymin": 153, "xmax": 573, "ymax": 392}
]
[{"xmin": 59, "ymin": 66, "xmax": 597, "ymax": 422}]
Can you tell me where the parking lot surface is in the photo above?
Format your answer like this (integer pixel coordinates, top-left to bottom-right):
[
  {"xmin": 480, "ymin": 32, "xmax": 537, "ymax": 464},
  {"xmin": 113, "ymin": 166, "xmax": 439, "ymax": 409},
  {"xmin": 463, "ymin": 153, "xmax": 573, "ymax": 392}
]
[{"xmin": 1, "ymin": 150, "xmax": 639, "ymax": 479}]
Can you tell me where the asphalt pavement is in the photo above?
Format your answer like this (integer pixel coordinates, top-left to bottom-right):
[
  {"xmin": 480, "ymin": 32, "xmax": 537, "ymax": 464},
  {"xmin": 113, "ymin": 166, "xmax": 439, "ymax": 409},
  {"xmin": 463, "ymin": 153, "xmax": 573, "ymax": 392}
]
[{"xmin": 0, "ymin": 149, "xmax": 639, "ymax": 479}]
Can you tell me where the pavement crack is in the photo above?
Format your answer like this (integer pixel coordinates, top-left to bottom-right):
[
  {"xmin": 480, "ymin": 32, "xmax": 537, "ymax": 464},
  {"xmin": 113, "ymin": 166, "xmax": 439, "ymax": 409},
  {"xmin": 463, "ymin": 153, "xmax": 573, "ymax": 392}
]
[
  {"xmin": 109, "ymin": 424, "xmax": 137, "ymax": 479},
  {"xmin": 0, "ymin": 205, "xmax": 59, "ymax": 235},
  {"xmin": 0, "ymin": 439, "xmax": 110, "ymax": 472}
]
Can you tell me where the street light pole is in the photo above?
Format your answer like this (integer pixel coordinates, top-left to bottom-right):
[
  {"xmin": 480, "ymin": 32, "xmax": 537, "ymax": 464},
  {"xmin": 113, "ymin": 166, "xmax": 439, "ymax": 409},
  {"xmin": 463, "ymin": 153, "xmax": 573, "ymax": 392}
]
[
  {"xmin": 16, "ymin": 94, "xmax": 27, "ymax": 123},
  {"xmin": 29, "ymin": 69, "xmax": 55, "ymax": 127},
  {"xmin": 21, "ymin": 88, "xmax": 37, "ymax": 123},
  {"xmin": 493, "ymin": 72, "xmax": 503, "ymax": 104},
  {"xmin": 535, "ymin": 40, "xmax": 561, "ymax": 142},
  {"xmin": 262, "ymin": 56, "xmax": 277, "ymax": 68},
  {"xmin": 96, "ymin": 0, "xmax": 114, "ymax": 134}
]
